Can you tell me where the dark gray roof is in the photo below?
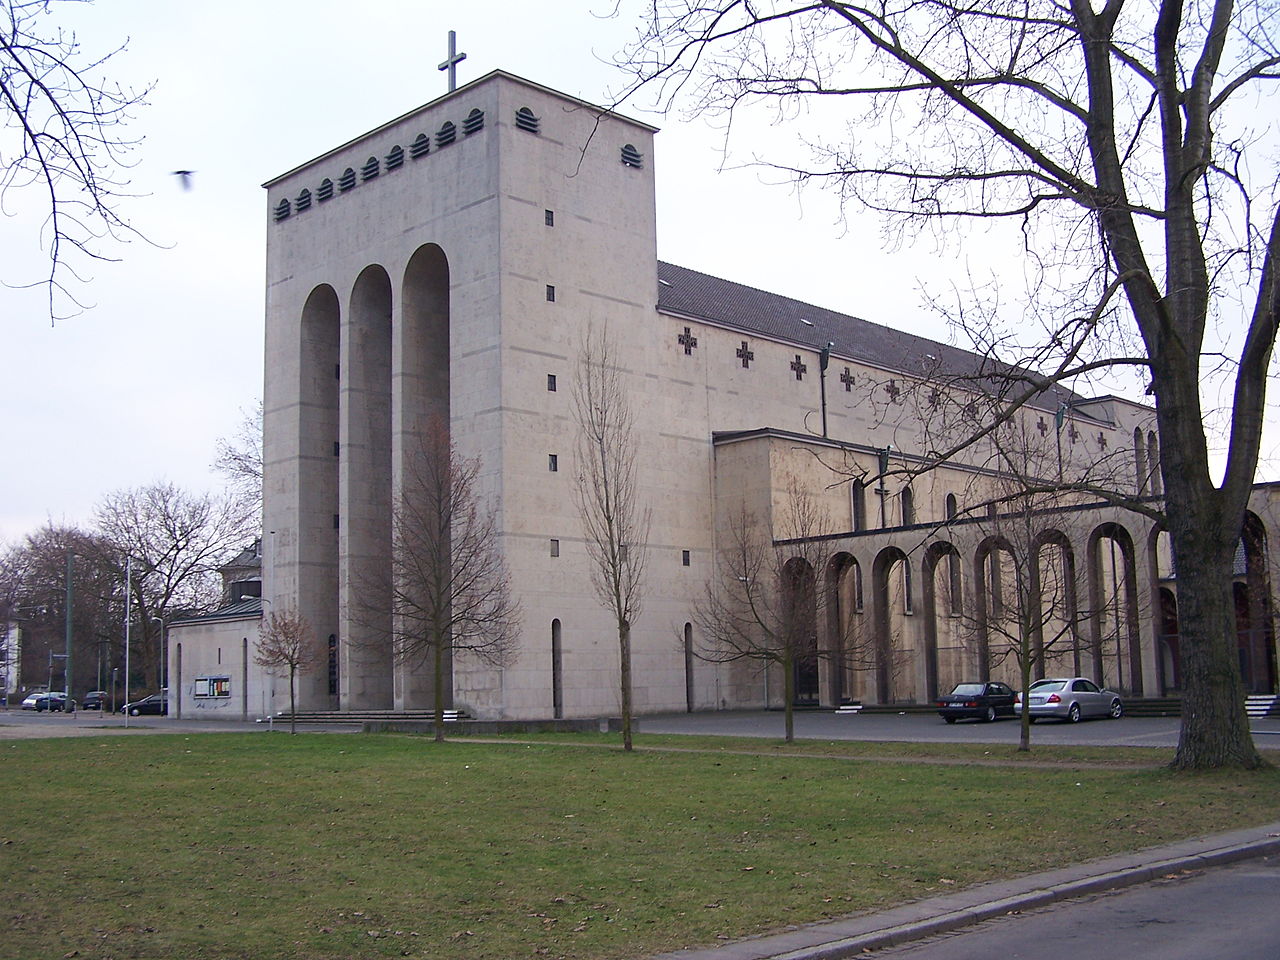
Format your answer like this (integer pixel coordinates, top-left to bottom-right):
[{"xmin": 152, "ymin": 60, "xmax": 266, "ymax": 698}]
[
  {"xmin": 170, "ymin": 597, "xmax": 263, "ymax": 626},
  {"xmin": 219, "ymin": 541, "xmax": 262, "ymax": 576},
  {"xmin": 656, "ymin": 261, "xmax": 1084, "ymax": 414}
]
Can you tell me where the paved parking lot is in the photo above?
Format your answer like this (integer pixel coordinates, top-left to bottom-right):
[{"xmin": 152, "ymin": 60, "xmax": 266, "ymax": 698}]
[
  {"xmin": 3, "ymin": 704, "xmax": 1279, "ymax": 747},
  {"xmin": 639, "ymin": 709, "xmax": 1280, "ymax": 749}
]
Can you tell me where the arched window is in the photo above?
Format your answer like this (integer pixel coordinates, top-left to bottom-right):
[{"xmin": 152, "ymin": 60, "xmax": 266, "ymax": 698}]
[
  {"xmin": 1147, "ymin": 431, "xmax": 1162, "ymax": 495},
  {"xmin": 1134, "ymin": 427, "xmax": 1147, "ymax": 494},
  {"xmin": 515, "ymin": 106, "xmax": 540, "ymax": 133},
  {"xmin": 945, "ymin": 493, "xmax": 958, "ymax": 521},
  {"xmin": 620, "ymin": 143, "xmax": 643, "ymax": 168},
  {"xmin": 851, "ymin": 479, "xmax": 867, "ymax": 531},
  {"xmin": 683, "ymin": 623, "xmax": 695, "ymax": 712},
  {"xmin": 327, "ymin": 635, "xmax": 338, "ymax": 696},
  {"xmin": 551, "ymin": 619, "xmax": 563, "ymax": 719},
  {"xmin": 901, "ymin": 486, "xmax": 915, "ymax": 526}
]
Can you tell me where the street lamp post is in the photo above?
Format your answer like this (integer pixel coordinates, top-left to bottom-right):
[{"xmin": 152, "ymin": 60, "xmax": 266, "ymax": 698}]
[{"xmin": 64, "ymin": 552, "xmax": 73, "ymax": 711}]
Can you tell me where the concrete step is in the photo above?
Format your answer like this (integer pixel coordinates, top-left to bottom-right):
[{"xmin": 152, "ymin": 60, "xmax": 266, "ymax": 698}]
[
  {"xmin": 1123, "ymin": 698, "xmax": 1182, "ymax": 718},
  {"xmin": 258, "ymin": 709, "xmax": 468, "ymax": 724},
  {"xmin": 1246, "ymin": 695, "xmax": 1280, "ymax": 719},
  {"xmin": 855, "ymin": 703, "xmax": 939, "ymax": 715}
]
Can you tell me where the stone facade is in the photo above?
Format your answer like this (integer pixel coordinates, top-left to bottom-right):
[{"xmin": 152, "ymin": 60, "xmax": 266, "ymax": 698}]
[{"xmin": 172, "ymin": 69, "xmax": 1280, "ymax": 721}]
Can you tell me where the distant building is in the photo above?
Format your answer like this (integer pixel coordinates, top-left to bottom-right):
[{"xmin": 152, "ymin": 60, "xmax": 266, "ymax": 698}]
[
  {"xmin": 167, "ymin": 541, "xmax": 263, "ymax": 718},
  {"xmin": 0, "ymin": 611, "xmax": 20, "ymax": 704}
]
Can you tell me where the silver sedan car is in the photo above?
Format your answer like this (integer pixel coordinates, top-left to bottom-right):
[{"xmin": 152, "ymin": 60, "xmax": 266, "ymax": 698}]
[{"xmin": 1014, "ymin": 677, "xmax": 1123, "ymax": 723}]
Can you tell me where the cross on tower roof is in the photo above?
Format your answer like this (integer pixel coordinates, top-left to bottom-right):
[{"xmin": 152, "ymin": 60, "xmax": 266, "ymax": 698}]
[{"xmin": 438, "ymin": 30, "xmax": 467, "ymax": 92}]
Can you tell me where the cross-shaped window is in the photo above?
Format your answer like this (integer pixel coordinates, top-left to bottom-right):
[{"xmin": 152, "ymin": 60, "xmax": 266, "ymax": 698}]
[
  {"xmin": 678, "ymin": 327, "xmax": 698, "ymax": 355},
  {"xmin": 840, "ymin": 367, "xmax": 855, "ymax": 392},
  {"xmin": 1098, "ymin": 431, "xmax": 1108, "ymax": 449},
  {"xmin": 1037, "ymin": 417, "xmax": 1048, "ymax": 435},
  {"xmin": 791, "ymin": 355, "xmax": 807, "ymax": 381},
  {"xmin": 885, "ymin": 379, "xmax": 901, "ymax": 401},
  {"xmin": 736, "ymin": 341, "xmax": 754, "ymax": 368}
]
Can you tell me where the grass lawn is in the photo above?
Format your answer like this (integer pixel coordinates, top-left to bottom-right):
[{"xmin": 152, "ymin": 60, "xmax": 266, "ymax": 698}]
[{"xmin": 2, "ymin": 732, "xmax": 1277, "ymax": 960}]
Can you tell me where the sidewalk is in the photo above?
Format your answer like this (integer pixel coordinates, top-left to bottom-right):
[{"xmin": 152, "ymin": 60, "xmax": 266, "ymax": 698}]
[{"xmin": 651, "ymin": 820, "xmax": 1280, "ymax": 960}]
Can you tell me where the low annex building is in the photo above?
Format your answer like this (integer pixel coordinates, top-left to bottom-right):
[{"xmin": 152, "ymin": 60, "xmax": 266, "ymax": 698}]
[{"xmin": 168, "ymin": 70, "xmax": 1280, "ymax": 721}]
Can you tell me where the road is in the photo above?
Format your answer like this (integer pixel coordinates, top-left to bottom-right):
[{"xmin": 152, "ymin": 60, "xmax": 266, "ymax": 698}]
[
  {"xmin": 872, "ymin": 855, "xmax": 1280, "ymax": 959},
  {"xmin": 639, "ymin": 709, "xmax": 1280, "ymax": 749},
  {"xmin": 3, "ymin": 704, "xmax": 1280, "ymax": 747}
]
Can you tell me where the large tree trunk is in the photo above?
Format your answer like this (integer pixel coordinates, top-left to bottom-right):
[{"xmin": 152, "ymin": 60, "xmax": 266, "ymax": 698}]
[{"xmin": 1162, "ymin": 454, "xmax": 1263, "ymax": 770}]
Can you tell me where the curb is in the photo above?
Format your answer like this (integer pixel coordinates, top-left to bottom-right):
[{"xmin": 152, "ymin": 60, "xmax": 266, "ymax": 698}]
[{"xmin": 651, "ymin": 823, "xmax": 1280, "ymax": 960}]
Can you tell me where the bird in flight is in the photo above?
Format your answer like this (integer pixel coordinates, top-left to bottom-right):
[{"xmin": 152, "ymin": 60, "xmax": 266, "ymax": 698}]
[{"xmin": 172, "ymin": 170, "xmax": 196, "ymax": 190}]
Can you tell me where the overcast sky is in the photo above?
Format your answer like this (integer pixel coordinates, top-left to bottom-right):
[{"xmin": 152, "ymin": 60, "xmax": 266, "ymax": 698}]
[{"xmin": 1, "ymin": 0, "xmax": 1267, "ymax": 544}]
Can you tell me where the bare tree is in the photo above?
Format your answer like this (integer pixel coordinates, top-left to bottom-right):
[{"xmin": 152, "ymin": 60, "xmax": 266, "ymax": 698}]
[
  {"xmin": 385, "ymin": 421, "xmax": 519, "ymax": 743},
  {"xmin": 695, "ymin": 479, "xmax": 873, "ymax": 741},
  {"xmin": 255, "ymin": 606, "xmax": 321, "ymax": 734},
  {"xmin": 572, "ymin": 326, "xmax": 651, "ymax": 751},
  {"xmin": 2, "ymin": 0, "xmax": 151, "ymax": 320},
  {"xmin": 212, "ymin": 399, "xmax": 263, "ymax": 518},
  {"xmin": 943, "ymin": 419, "xmax": 1105, "ymax": 751},
  {"xmin": 95, "ymin": 482, "xmax": 254, "ymax": 689},
  {"xmin": 0, "ymin": 523, "xmax": 121, "ymax": 700},
  {"xmin": 621, "ymin": 0, "xmax": 1279, "ymax": 769}
]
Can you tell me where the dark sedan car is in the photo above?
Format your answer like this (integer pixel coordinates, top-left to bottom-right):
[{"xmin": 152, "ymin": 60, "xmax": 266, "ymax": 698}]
[
  {"xmin": 120, "ymin": 693, "xmax": 168, "ymax": 716},
  {"xmin": 937, "ymin": 681, "xmax": 1017, "ymax": 723},
  {"xmin": 81, "ymin": 690, "xmax": 107, "ymax": 710},
  {"xmin": 23, "ymin": 692, "xmax": 69, "ymax": 712}
]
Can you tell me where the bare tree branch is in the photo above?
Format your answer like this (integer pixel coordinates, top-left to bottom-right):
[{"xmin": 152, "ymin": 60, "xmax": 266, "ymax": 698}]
[{"xmin": 1, "ymin": 0, "xmax": 151, "ymax": 321}]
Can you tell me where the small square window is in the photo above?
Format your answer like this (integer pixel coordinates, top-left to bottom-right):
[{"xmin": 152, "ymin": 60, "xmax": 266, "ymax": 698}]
[
  {"xmin": 548, "ymin": 454, "xmax": 558, "ymax": 472},
  {"xmin": 545, "ymin": 209, "xmax": 554, "ymax": 226},
  {"xmin": 550, "ymin": 539, "xmax": 560, "ymax": 558},
  {"xmin": 545, "ymin": 284, "xmax": 556, "ymax": 302},
  {"xmin": 547, "ymin": 374, "xmax": 557, "ymax": 392},
  {"xmin": 682, "ymin": 550, "xmax": 690, "ymax": 567}
]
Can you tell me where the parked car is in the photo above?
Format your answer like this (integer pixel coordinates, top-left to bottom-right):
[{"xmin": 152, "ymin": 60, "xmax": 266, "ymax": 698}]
[
  {"xmin": 937, "ymin": 681, "xmax": 1017, "ymax": 723},
  {"xmin": 22, "ymin": 692, "xmax": 68, "ymax": 712},
  {"xmin": 81, "ymin": 690, "xmax": 108, "ymax": 710},
  {"xmin": 120, "ymin": 693, "xmax": 168, "ymax": 716},
  {"xmin": 1014, "ymin": 677, "xmax": 1123, "ymax": 723}
]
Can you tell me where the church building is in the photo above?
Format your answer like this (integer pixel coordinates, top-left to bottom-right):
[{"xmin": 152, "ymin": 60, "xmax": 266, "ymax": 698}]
[{"xmin": 168, "ymin": 69, "xmax": 1280, "ymax": 721}]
